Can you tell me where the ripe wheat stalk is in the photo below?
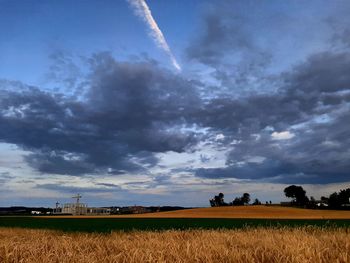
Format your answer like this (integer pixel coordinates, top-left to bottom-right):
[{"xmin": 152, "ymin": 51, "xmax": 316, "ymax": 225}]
[{"xmin": 0, "ymin": 227, "xmax": 349, "ymax": 263}]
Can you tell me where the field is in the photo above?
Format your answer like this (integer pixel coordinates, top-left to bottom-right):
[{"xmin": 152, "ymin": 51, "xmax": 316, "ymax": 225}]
[
  {"xmin": 1, "ymin": 207, "xmax": 349, "ymax": 262},
  {"xmin": 113, "ymin": 206, "xmax": 350, "ymax": 219},
  {"xmin": 0, "ymin": 206, "xmax": 350, "ymax": 232},
  {"xmin": 45, "ymin": 205, "xmax": 350, "ymax": 219},
  {"xmin": 0, "ymin": 227, "xmax": 349, "ymax": 263},
  {"xmin": 1, "ymin": 217, "xmax": 350, "ymax": 232}
]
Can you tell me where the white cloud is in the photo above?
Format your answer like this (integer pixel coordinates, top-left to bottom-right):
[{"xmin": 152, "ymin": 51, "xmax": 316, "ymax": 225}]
[
  {"xmin": 215, "ymin": 133, "xmax": 225, "ymax": 141},
  {"xmin": 154, "ymin": 140, "xmax": 229, "ymax": 171},
  {"xmin": 271, "ymin": 131, "xmax": 295, "ymax": 140},
  {"xmin": 246, "ymin": 156, "xmax": 266, "ymax": 164}
]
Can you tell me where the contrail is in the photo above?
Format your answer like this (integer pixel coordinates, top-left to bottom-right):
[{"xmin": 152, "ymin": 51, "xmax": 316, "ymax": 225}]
[{"xmin": 127, "ymin": 0, "xmax": 181, "ymax": 72}]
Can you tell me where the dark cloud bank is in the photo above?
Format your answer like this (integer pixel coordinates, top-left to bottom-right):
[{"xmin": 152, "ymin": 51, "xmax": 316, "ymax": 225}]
[
  {"xmin": 1, "ymin": 50, "xmax": 349, "ymax": 184},
  {"xmin": 195, "ymin": 52, "xmax": 350, "ymax": 184},
  {"xmin": 1, "ymin": 53, "xmax": 201, "ymax": 176},
  {"xmin": 1, "ymin": 2, "xmax": 350, "ymax": 186}
]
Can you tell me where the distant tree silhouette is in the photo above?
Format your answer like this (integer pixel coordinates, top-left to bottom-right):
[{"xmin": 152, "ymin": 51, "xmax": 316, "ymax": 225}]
[
  {"xmin": 242, "ymin": 193, "xmax": 250, "ymax": 205},
  {"xmin": 231, "ymin": 197, "xmax": 243, "ymax": 206},
  {"xmin": 231, "ymin": 193, "xmax": 251, "ymax": 206},
  {"xmin": 327, "ymin": 188, "xmax": 350, "ymax": 208},
  {"xmin": 284, "ymin": 185, "xmax": 309, "ymax": 206},
  {"xmin": 209, "ymin": 193, "xmax": 227, "ymax": 207},
  {"xmin": 338, "ymin": 188, "xmax": 350, "ymax": 206},
  {"xmin": 328, "ymin": 192, "xmax": 339, "ymax": 208},
  {"xmin": 252, "ymin": 198, "xmax": 261, "ymax": 205},
  {"xmin": 308, "ymin": 196, "xmax": 317, "ymax": 208},
  {"xmin": 320, "ymin": 196, "xmax": 329, "ymax": 202}
]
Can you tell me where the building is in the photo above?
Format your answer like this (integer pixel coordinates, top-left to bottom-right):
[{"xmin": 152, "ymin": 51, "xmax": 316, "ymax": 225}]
[
  {"xmin": 56, "ymin": 194, "xmax": 111, "ymax": 215},
  {"xmin": 87, "ymin": 207, "xmax": 111, "ymax": 215},
  {"xmin": 62, "ymin": 202, "xmax": 88, "ymax": 215}
]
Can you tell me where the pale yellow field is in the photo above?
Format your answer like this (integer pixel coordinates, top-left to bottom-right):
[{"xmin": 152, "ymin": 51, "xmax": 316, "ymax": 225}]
[
  {"xmin": 0, "ymin": 227, "xmax": 349, "ymax": 263},
  {"xmin": 45, "ymin": 206, "xmax": 350, "ymax": 219}
]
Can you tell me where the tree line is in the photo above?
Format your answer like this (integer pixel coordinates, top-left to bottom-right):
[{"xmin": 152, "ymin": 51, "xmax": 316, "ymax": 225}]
[
  {"xmin": 210, "ymin": 185, "xmax": 350, "ymax": 209},
  {"xmin": 284, "ymin": 185, "xmax": 350, "ymax": 209},
  {"xmin": 210, "ymin": 192, "xmax": 263, "ymax": 207}
]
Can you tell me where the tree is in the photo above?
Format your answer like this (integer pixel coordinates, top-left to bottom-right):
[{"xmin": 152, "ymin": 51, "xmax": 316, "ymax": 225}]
[
  {"xmin": 231, "ymin": 197, "xmax": 243, "ymax": 206},
  {"xmin": 338, "ymin": 188, "xmax": 350, "ymax": 205},
  {"xmin": 320, "ymin": 196, "xmax": 329, "ymax": 202},
  {"xmin": 327, "ymin": 188, "xmax": 350, "ymax": 208},
  {"xmin": 242, "ymin": 193, "xmax": 250, "ymax": 205},
  {"xmin": 284, "ymin": 185, "xmax": 309, "ymax": 206},
  {"xmin": 231, "ymin": 193, "xmax": 251, "ymax": 206},
  {"xmin": 308, "ymin": 196, "xmax": 317, "ymax": 209},
  {"xmin": 252, "ymin": 198, "xmax": 261, "ymax": 205},
  {"xmin": 328, "ymin": 192, "xmax": 339, "ymax": 208},
  {"xmin": 209, "ymin": 193, "xmax": 227, "ymax": 207}
]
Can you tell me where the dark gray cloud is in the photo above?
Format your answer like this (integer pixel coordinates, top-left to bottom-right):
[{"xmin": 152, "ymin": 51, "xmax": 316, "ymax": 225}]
[
  {"xmin": 285, "ymin": 52, "xmax": 350, "ymax": 93},
  {"xmin": 35, "ymin": 183, "xmax": 119, "ymax": 193},
  {"xmin": 190, "ymin": 51, "xmax": 350, "ymax": 138},
  {"xmin": 0, "ymin": 53, "xmax": 201, "ymax": 175},
  {"xmin": 194, "ymin": 51, "xmax": 350, "ymax": 184},
  {"xmin": 186, "ymin": 4, "xmax": 350, "ymax": 184},
  {"xmin": 1, "ymin": 49, "xmax": 350, "ymax": 184},
  {"xmin": 196, "ymin": 111, "xmax": 350, "ymax": 184},
  {"xmin": 187, "ymin": 1, "xmax": 267, "ymax": 66}
]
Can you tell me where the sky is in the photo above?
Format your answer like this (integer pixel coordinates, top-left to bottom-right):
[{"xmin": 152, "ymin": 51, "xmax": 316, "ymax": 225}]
[{"xmin": 0, "ymin": 0, "xmax": 350, "ymax": 207}]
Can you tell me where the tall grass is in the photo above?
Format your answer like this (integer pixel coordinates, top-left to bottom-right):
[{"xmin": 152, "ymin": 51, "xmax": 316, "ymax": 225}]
[{"xmin": 0, "ymin": 227, "xmax": 349, "ymax": 263}]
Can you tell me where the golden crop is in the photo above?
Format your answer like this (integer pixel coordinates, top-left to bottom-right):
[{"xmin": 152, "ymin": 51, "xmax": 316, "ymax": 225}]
[
  {"xmin": 0, "ymin": 227, "xmax": 349, "ymax": 263},
  {"xmin": 45, "ymin": 206, "xmax": 350, "ymax": 219}
]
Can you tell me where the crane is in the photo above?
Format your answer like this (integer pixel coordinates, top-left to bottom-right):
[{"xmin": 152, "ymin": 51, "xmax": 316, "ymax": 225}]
[{"xmin": 72, "ymin": 194, "xmax": 82, "ymax": 205}]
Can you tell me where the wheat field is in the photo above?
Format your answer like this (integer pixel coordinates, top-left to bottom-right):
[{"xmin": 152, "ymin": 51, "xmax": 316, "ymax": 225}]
[
  {"xmin": 46, "ymin": 206, "xmax": 350, "ymax": 219},
  {"xmin": 119, "ymin": 206, "xmax": 350, "ymax": 219},
  {"xmin": 0, "ymin": 227, "xmax": 349, "ymax": 263}
]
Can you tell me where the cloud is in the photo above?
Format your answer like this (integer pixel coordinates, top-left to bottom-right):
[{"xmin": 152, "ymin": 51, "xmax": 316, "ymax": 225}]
[
  {"xmin": 0, "ymin": 53, "xmax": 199, "ymax": 175},
  {"xmin": 195, "ymin": 109, "xmax": 350, "ymax": 184},
  {"xmin": 271, "ymin": 131, "xmax": 295, "ymax": 141},
  {"xmin": 0, "ymin": 172, "xmax": 14, "ymax": 185},
  {"xmin": 193, "ymin": 50, "xmax": 350, "ymax": 184},
  {"xmin": 1, "ymin": 48, "xmax": 350, "ymax": 185},
  {"xmin": 128, "ymin": 0, "xmax": 181, "ymax": 71},
  {"xmin": 3, "ymin": 0, "xmax": 350, "ymax": 206},
  {"xmin": 186, "ymin": 1, "xmax": 350, "ymax": 95},
  {"xmin": 35, "ymin": 183, "xmax": 122, "ymax": 193}
]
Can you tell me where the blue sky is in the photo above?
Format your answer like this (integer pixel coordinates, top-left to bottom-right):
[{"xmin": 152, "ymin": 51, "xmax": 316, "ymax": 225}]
[
  {"xmin": 0, "ymin": 0, "xmax": 200, "ymax": 84},
  {"xmin": 0, "ymin": 0, "xmax": 350, "ymax": 207}
]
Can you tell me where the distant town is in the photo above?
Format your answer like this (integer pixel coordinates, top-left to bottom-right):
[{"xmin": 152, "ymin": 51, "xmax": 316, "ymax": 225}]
[{"xmin": 0, "ymin": 193, "xmax": 189, "ymax": 216}]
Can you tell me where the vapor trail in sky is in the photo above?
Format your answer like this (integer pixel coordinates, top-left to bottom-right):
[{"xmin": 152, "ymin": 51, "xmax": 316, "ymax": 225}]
[{"xmin": 128, "ymin": 0, "xmax": 182, "ymax": 71}]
